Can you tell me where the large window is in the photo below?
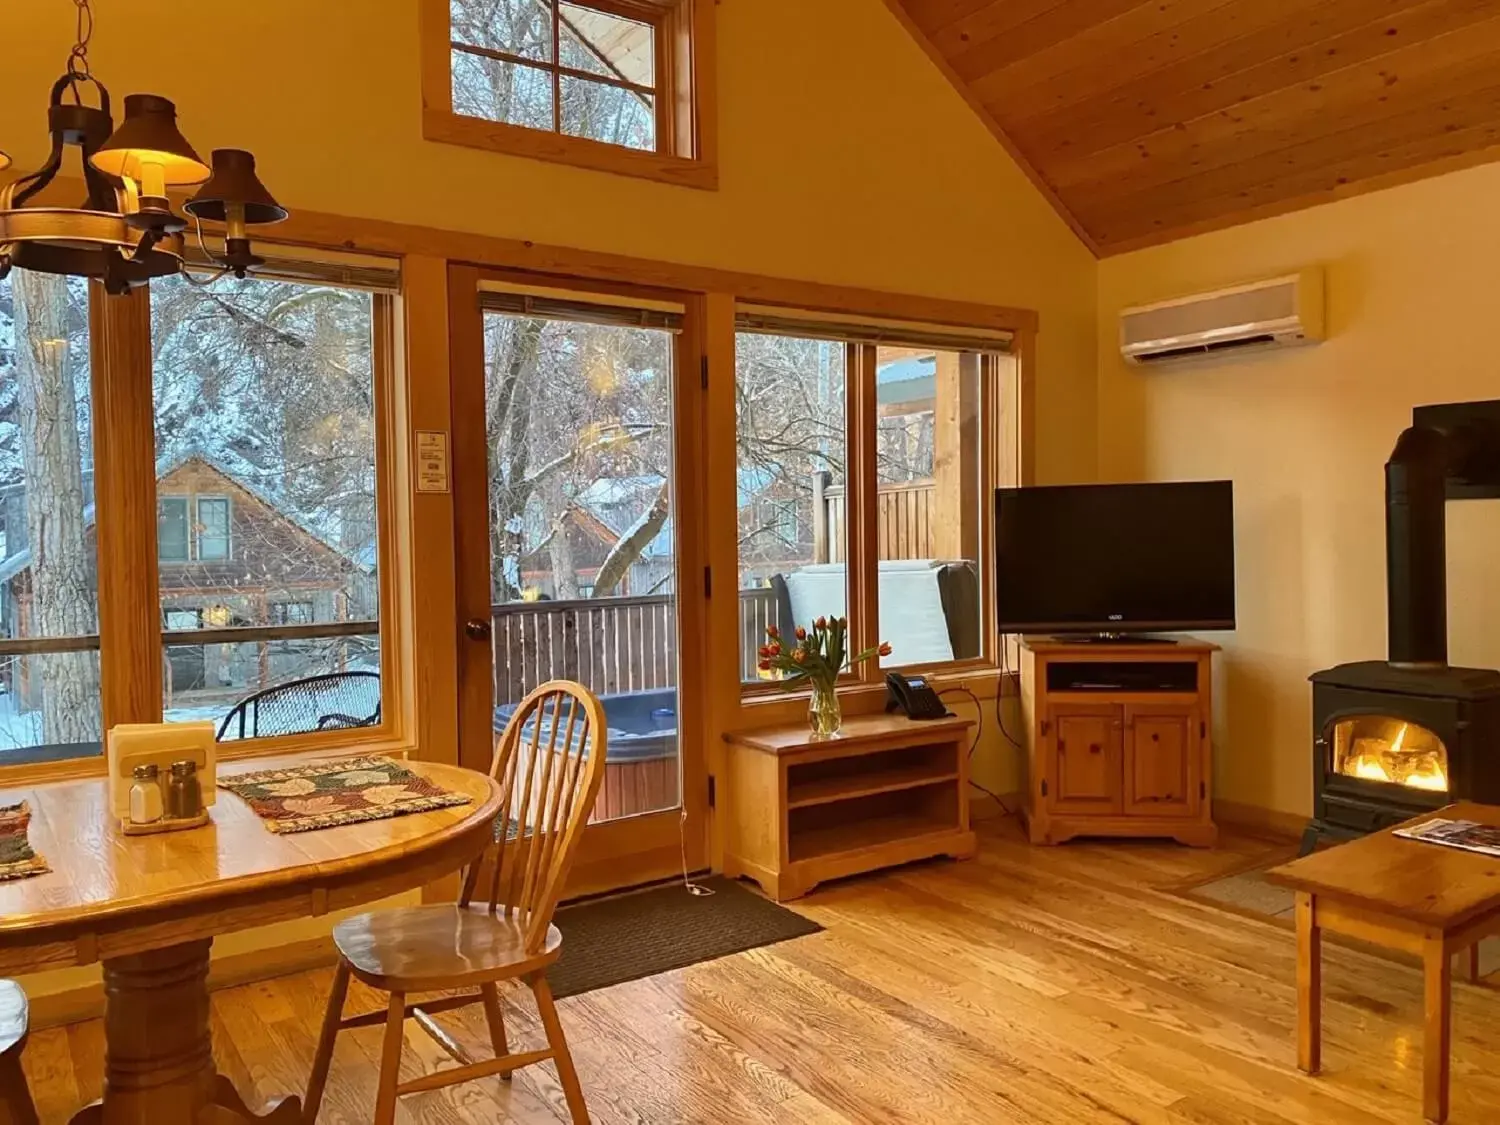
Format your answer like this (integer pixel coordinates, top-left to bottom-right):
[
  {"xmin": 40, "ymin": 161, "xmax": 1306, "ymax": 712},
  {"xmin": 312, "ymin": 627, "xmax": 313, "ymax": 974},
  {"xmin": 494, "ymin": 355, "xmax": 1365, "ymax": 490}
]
[
  {"xmin": 0, "ymin": 271, "xmax": 103, "ymax": 761},
  {"xmin": 426, "ymin": 0, "xmax": 717, "ymax": 187},
  {"xmin": 151, "ymin": 270, "xmax": 387, "ymax": 739},
  {"xmin": 158, "ymin": 497, "xmax": 190, "ymax": 562},
  {"xmin": 735, "ymin": 332, "xmax": 848, "ymax": 685},
  {"xmin": 734, "ymin": 312, "xmax": 1013, "ymax": 691}
]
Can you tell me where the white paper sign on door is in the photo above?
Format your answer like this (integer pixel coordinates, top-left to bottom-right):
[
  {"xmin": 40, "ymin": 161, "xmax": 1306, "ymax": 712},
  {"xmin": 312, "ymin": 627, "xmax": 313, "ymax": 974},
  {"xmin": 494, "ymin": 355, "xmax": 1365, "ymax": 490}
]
[{"xmin": 416, "ymin": 430, "xmax": 450, "ymax": 494}]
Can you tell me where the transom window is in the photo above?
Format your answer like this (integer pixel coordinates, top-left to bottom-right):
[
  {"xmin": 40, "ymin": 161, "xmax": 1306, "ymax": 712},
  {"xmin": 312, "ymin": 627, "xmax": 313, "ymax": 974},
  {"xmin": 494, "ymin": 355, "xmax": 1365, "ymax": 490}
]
[
  {"xmin": 424, "ymin": 0, "xmax": 717, "ymax": 188},
  {"xmin": 451, "ymin": 0, "xmax": 659, "ymax": 152}
]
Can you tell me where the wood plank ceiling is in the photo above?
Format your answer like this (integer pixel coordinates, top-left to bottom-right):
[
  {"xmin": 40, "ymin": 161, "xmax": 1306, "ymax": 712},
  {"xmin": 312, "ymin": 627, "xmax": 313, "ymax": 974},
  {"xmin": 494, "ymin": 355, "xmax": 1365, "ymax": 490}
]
[{"xmin": 889, "ymin": 0, "xmax": 1500, "ymax": 254}]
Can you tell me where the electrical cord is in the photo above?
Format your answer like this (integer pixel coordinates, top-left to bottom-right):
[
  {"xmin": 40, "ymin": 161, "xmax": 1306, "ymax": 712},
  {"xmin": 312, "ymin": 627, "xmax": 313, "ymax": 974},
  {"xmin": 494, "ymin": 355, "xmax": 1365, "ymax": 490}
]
[
  {"xmin": 996, "ymin": 638, "xmax": 1025, "ymax": 752},
  {"xmin": 939, "ymin": 684, "xmax": 1011, "ymax": 815}
]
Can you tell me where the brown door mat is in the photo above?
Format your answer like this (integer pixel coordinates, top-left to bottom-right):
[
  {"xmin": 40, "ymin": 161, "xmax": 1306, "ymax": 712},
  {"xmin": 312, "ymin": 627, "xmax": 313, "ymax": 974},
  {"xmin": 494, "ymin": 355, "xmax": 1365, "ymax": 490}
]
[{"xmin": 549, "ymin": 876, "xmax": 822, "ymax": 1000}]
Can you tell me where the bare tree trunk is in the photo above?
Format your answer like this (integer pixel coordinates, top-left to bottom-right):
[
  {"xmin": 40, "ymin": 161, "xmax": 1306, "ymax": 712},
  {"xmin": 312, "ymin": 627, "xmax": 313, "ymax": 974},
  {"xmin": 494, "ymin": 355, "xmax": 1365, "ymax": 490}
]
[
  {"xmin": 12, "ymin": 271, "xmax": 101, "ymax": 746},
  {"xmin": 488, "ymin": 319, "xmax": 544, "ymax": 600},
  {"xmin": 592, "ymin": 481, "xmax": 669, "ymax": 598},
  {"xmin": 544, "ymin": 478, "xmax": 581, "ymax": 600}
]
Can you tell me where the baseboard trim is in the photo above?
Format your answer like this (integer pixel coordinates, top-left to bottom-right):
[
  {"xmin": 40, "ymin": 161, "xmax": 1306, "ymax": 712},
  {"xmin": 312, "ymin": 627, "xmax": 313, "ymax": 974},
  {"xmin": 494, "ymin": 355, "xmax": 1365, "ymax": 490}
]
[
  {"xmin": 1215, "ymin": 799, "xmax": 1308, "ymax": 844},
  {"xmin": 29, "ymin": 936, "xmax": 337, "ymax": 1030},
  {"xmin": 970, "ymin": 791, "xmax": 1019, "ymax": 822}
]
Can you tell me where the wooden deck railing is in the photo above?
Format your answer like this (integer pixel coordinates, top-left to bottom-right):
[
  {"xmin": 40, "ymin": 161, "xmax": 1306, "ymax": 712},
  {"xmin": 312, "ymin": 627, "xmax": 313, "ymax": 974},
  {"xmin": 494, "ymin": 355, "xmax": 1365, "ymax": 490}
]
[
  {"xmin": 817, "ymin": 476, "xmax": 936, "ymax": 563},
  {"xmin": 491, "ymin": 588, "xmax": 779, "ymax": 703}
]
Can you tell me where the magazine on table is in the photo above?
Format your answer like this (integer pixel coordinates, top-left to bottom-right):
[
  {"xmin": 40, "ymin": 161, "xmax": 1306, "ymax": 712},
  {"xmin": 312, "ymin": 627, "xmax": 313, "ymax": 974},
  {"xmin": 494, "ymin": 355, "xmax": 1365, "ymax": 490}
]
[{"xmin": 1393, "ymin": 818, "xmax": 1500, "ymax": 859}]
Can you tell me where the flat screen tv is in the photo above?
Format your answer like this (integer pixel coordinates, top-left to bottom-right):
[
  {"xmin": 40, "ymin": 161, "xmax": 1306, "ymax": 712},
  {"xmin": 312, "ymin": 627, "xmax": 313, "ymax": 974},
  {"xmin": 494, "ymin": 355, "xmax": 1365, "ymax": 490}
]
[{"xmin": 995, "ymin": 480, "xmax": 1236, "ymax": 636}]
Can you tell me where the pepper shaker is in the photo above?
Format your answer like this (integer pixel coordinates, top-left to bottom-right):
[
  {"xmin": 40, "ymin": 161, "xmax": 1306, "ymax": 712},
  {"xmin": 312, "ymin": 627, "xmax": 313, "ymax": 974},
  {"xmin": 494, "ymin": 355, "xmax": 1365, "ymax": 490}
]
[{"xmin": 167, "ymin": 760, "xmax": 203, "ymax": 820}]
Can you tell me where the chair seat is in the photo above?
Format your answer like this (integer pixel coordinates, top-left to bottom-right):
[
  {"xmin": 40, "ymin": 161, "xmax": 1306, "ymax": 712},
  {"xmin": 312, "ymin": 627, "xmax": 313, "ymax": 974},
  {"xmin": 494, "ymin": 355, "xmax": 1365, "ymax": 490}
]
[{"xmin": 333, "ymin": 904, "xmax": 562, "ymax": 992}]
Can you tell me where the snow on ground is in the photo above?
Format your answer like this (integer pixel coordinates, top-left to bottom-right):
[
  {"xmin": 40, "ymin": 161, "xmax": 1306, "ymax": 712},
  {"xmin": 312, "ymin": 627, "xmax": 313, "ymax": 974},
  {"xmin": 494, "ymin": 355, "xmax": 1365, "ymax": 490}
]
[{"xmin": 0, "ymin": 693, "xmax": 42, "ymax": 751}]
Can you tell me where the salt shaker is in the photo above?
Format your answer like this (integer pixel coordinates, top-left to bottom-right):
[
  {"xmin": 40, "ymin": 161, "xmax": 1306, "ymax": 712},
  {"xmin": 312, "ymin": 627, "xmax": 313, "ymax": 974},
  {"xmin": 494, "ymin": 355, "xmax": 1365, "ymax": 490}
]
[
  {"xmin": 167, "ymin": 760, "xmax": 203, "ymax": 820},
  {"xmin": 129, "ymin": 763, "xmax": 164, "ymax": 825}
]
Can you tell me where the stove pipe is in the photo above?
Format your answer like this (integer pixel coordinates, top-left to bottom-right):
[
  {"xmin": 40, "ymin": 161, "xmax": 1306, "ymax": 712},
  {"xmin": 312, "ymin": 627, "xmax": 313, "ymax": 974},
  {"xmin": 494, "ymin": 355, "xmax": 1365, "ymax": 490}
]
[{"xmin": 1386, "ymin": 425, "xmax": 1451, "ymax": 668}]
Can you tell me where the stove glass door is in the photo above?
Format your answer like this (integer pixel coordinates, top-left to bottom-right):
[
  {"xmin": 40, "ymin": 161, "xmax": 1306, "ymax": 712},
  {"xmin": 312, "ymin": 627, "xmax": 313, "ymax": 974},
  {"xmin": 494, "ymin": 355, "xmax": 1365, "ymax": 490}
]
[{"xmin": 1329, "ymin": 715, "xmax": 1449, "ymax": 793}]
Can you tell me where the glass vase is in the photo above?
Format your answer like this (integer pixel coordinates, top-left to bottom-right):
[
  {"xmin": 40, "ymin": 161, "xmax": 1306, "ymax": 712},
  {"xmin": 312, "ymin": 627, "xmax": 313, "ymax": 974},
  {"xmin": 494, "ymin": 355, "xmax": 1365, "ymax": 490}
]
[{"xmin": 807, "ymin": 678, "xmax": 842, "ymax": 738}]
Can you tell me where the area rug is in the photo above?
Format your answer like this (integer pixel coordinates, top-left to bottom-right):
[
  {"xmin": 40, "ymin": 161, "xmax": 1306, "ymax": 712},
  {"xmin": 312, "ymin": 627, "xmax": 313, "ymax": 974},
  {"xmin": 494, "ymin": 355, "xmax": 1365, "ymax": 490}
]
[
  {"xmin": 1174, "ymin": 857, "xmax": 1500, "ymax": 976},
  {"xmin": 219, "ymin": 756, "xmax": 471, "ymax": 834},
  {"xmin": 0, "ymin": 802, "xmax": 49, "ymax": 881},
  {"xmin": 548, "ymin": 876, "xmax": 823, "ymax": 999}
]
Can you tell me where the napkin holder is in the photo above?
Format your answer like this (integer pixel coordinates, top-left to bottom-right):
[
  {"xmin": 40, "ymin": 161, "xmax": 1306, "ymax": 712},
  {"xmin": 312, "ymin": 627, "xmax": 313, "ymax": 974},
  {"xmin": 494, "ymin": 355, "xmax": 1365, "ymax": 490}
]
[{"xmin": 107, "ymin": 722, "xmax": 217, "ymax": 835}]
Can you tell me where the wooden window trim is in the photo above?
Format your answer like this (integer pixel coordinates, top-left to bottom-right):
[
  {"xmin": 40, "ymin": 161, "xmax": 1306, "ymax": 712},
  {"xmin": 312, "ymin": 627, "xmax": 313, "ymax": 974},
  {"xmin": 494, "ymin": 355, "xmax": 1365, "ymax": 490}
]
[
  {"xmin": 421, "ymin": 0, "xmax": 718, "ymax": 190},
  {"xmin": 735, "ymin": 326, "xmax": 1031, "ymax": 707},
  {"xmin": 0, "ymin": 272, "xmax": 406, "ymax": 785}
]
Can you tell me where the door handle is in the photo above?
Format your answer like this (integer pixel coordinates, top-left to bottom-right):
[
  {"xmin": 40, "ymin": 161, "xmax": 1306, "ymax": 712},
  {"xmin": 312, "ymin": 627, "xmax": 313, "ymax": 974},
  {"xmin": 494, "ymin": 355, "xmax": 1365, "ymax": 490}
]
[{"xmin": 465, "ymin": 618, "xmax": 492, "ymax": 641}]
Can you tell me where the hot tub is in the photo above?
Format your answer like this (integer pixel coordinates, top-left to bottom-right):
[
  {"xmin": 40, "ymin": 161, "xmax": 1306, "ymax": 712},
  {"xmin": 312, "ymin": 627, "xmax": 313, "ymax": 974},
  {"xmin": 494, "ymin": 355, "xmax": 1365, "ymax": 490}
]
[{"xmin": 493, "ymin": 688, "xmax": 680, "ymax": 821}]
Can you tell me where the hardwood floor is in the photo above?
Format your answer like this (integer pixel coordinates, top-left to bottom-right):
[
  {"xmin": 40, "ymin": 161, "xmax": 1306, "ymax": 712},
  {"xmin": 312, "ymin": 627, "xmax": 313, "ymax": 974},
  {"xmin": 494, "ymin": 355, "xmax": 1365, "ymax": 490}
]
[{"xmin": 23, "ymin": 818, "xmax": 1500, "ymax": 1123}]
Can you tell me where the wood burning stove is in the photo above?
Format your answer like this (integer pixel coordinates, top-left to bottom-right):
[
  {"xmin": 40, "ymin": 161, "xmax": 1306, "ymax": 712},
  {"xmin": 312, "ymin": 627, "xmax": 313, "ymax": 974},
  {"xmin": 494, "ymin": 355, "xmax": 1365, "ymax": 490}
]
[
  {"xmin": 1304, "ymin": 400, "xmax": 1500, "ymax": 853},
  {"xmin": 1306, "ymin": 663, "xmax": 1500, "ymax": 851}
]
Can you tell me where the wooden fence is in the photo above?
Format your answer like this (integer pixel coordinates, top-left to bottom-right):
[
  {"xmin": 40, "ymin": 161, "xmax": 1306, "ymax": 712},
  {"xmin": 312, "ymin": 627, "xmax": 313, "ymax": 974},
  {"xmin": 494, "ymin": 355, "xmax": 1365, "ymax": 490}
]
[
  {"xmin": 817, "ymin": 477, "xmax": 935, "ymax": 564},
  {"xmin": 491, "ymin": 587, "xmax": 779, "ymax": 703}
]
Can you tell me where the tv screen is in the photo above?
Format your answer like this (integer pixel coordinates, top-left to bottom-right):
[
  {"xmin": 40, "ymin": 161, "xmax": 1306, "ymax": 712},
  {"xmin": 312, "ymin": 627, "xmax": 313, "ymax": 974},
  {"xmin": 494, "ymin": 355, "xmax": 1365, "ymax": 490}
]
[{"xmin": 995, "ymin": 481, "xmax": 1236, "ymax": 635}]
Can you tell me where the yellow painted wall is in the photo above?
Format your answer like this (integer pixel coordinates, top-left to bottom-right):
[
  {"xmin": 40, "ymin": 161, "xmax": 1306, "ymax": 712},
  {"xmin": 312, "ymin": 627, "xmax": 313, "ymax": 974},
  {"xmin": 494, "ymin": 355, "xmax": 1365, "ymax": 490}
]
[
  {"xmin": 0, "ymin": 0, "xmax": 1097, "ymax": 484},
  {"xmin": 1097, "ymin": 162, "xmax": 1500, "ymax": 817},
  {"xmin": 0, "ymin": 0, "xmax": 1095, "ymax": 985}
]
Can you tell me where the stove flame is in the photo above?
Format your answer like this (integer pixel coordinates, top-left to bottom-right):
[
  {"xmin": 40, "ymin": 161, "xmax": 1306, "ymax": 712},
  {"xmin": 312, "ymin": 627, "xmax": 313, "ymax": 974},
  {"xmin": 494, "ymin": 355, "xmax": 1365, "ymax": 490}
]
[{"xmin": 1339, "ymin": 720, "xmax": 1448, "ymax": 791}]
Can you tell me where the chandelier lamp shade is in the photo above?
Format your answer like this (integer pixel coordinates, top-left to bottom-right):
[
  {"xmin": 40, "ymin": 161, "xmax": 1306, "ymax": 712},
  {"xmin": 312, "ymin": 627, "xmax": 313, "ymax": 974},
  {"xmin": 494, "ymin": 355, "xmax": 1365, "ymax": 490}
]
[{"xmin": 0, "ymin": 1, "xmax": 287, "ymax": 295}]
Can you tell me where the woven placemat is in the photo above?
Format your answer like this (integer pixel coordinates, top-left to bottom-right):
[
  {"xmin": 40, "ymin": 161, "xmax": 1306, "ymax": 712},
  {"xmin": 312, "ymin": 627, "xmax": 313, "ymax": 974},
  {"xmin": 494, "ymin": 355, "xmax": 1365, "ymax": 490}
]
[
  {"xmin": 219, "ymin": 756, "xmax": 471, "ymax": 834},
  {"xmin": 0, "ymin": 802, "xmax": 49, "ymax": 881}
]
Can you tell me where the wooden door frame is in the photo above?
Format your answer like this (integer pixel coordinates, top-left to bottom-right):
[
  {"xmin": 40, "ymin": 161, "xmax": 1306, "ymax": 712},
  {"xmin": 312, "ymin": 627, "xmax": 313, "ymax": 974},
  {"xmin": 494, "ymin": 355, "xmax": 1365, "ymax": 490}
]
[{"xmin": 448, "ymin": 263, "xmax": 710, "ymax": 895}]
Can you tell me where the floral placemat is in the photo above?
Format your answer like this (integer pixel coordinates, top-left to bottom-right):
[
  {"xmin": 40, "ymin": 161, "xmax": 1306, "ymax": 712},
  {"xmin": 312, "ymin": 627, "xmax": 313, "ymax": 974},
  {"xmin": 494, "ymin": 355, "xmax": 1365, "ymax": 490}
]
[
  {"xmin": 218, "ymin": 756, "xmax": 471, "ymax": 834},
  {"xmin": 0, "ymin": 802, "xmax": 50, "ymax": 881}
]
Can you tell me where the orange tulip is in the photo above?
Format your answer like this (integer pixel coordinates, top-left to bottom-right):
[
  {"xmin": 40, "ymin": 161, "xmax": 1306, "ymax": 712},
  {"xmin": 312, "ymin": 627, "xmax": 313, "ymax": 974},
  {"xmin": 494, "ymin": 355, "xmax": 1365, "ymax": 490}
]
[
  {"xmin": 757, "ymin": 659, "xmax": 771, "ymax": 671},
  {"xmin": 792, "ymin": 650, "xmax": 806, "ymax": 663},
  {"xmin": 815, "ymin": 616, "xmax": 827, "ymax": 630},
  {"xmin": 766, "ymin": 624, "xmax": 779, "ymax": 638},
  {"xmin": 795, "ymin": 626, "xmax": 807, "ymax": 640},
  {"xmin": 878, "ymin": 642, "xmax": 892, "ymax": 657}
]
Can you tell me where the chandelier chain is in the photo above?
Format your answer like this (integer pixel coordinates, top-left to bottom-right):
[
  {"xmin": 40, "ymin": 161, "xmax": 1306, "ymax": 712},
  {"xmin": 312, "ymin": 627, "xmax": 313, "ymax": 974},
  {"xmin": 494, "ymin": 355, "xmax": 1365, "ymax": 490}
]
[{"xmin": 66, "ymin": 0, "xmax": 94, "ymax": 87}]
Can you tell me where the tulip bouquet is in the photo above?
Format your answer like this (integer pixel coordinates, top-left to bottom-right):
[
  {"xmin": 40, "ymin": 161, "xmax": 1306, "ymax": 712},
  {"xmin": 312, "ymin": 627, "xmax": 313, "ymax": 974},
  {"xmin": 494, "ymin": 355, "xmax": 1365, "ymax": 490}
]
[{"xmin": 757, "ymin": 616, "xmax": 890, "ymax": 737}]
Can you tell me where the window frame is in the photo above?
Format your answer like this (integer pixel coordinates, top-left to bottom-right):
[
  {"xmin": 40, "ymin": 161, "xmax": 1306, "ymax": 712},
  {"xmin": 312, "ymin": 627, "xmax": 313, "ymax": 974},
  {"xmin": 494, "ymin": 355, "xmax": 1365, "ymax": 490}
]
[
  {"xmin": 0, "ymin": 255, "xmax": 407, "ymax": 784},
  {"xmin": 194, "ymin": 495, "xmax": 231, "ymax": 562},
  {"xmin": 732, "ymin": 311, "xmax": 1023, "ymax": 703},
  {"xmin": 420, "ymin": 0, "xmax": 718, "ymax": 190},
  {"xmin": 157, "ymin": 496, "xmax": 191, "ymax": 563}
]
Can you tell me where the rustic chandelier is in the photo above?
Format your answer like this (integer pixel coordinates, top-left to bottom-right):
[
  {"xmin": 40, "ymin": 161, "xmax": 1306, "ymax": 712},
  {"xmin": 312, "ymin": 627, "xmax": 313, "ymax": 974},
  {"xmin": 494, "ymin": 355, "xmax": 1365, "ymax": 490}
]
[{"xmin": 0, "ymin": 0, "xmax": 287, "ymax": 295}]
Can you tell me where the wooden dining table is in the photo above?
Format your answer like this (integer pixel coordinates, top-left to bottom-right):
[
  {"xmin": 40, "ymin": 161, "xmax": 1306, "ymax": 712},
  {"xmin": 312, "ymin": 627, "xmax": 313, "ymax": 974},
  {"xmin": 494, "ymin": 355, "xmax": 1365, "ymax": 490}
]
[{"xmin": 0, "ymin": 754, "xmax": 502, "ymax": 1125}]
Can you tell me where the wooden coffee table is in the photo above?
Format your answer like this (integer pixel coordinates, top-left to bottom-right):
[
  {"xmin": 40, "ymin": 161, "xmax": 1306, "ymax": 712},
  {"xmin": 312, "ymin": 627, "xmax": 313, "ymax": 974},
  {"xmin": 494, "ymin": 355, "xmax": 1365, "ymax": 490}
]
[{"xmin": 1267, "ymin": 801, "xmax": 1500, "ymax": 1124}]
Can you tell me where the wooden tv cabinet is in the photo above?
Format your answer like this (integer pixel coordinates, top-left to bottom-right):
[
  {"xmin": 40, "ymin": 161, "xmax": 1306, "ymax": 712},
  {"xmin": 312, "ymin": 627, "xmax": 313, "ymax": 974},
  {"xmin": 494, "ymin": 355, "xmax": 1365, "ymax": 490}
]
[
  {"xmin": 1019, "ymin": 637, "xmax": 1218, "ymax": 847},
  {"xmin": 721, "ymin": 713, "xmax": 978, "ymax": 901}
]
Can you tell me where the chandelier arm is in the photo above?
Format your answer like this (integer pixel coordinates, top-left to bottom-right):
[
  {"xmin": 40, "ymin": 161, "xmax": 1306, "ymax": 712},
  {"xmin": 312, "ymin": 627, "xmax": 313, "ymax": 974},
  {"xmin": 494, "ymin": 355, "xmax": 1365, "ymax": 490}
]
[{"xmin": 9, "ymin": 133, "xmax": 66, "ymax": 209}]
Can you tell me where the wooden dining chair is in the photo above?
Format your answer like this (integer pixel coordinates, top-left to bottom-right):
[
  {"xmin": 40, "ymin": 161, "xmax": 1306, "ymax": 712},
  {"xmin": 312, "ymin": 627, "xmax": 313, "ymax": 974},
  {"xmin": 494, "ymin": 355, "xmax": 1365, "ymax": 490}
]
[
  {"xmin": 0, "ymin": 980, "xmax": 38, "ymax": 1125},
  {"xmin": 304, "ymin": 681, "xmax": 607, "ymax": 1125}
]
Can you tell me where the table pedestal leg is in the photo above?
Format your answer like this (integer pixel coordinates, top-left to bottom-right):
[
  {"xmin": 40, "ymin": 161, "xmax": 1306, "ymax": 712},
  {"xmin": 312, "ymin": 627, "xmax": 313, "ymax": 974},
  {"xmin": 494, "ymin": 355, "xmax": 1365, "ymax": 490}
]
[
  {"xmin": 66, "ymin": 940, "xmax": 301, "ymax": 1125},
  {"xmin": 1423, "ymin": 936, "xmax": 1452, "ymax": 1125},
  {"xmin": 1296, "ymin": 892, "xmax": 1321, "ymax": 1075}
]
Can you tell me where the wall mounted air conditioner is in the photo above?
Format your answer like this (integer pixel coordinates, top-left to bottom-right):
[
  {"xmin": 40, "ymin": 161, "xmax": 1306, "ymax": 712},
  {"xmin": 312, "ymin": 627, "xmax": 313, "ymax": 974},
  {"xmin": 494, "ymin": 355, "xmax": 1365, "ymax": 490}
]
[{"xmin": 1120, "ymin": 267, "xmax": 1325, "ymax": 365}]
